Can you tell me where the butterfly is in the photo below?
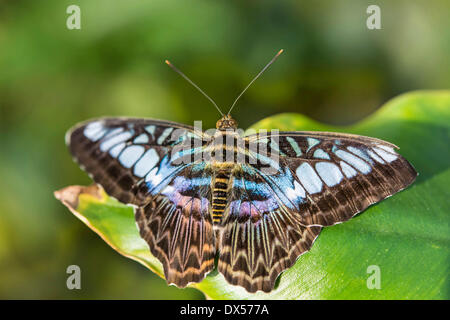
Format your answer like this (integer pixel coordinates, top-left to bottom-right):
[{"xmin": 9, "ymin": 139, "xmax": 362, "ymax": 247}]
[{"xmin": 66, "ymin": 50, "xmax": 417, "ymax": 293}]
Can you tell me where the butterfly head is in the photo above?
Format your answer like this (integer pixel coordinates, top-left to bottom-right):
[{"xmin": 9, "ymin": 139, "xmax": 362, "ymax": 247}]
[{"xmin": 216, "ymin": 114, "xmax": 238, "ymax": 130}]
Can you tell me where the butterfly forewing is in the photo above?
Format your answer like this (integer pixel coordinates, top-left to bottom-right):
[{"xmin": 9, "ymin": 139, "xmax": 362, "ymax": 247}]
[
  {"xmin": 67, "ymin": 118, "xmax": 202, "ymax": 205},
  {"xmin": 244, "ymin": 131, "xmax": 417, "ymax": 226}
]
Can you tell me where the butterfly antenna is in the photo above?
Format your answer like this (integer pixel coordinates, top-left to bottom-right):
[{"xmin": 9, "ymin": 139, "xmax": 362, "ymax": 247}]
[
  {"xmin": 165, "ymin": 60, "xmax": 225, "ymax": 117},
  {"xmin": 228, "ymin": 49, "xmax": 284, "ymax": 115}
]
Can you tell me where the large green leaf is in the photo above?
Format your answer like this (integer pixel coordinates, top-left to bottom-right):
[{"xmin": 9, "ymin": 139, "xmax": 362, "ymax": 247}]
[{"xmin": 55, "ymin": 91, "xmax": 450, "ymax": 299}]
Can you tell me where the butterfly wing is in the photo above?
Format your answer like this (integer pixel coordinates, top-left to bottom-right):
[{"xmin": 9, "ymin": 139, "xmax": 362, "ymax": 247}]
[
  {"xmin": 67, "ymin": 117, "xmax": 202, "ymax": 205},
  {"xmin": 216, "ymin": 131, "xmax": 416, "ymax": 292},
  {"xmin": 217, "ymin": 165, "xmax": 322, "ymax": 293},
  {"xmin": 244, "ymin": 131, "xmax": 418, "ymax": 226},
  {"xmin": 135, "ymin": 163, "xmax": 216, "ymax": 287},
  {"xmin": 67, "ymin": 118, "xmax": 215, "ymax": 287}
]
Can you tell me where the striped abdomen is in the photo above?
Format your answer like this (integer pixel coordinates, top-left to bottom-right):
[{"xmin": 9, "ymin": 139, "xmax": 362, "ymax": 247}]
[{"xmin": 211, "ymin": 170, "xmax": 231, "ymax": 224}]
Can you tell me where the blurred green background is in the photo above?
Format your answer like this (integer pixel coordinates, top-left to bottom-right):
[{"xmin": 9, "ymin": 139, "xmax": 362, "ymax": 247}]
[{"xmin": 0, "ymin": 0, "xmax": 448, "ymax": 299}]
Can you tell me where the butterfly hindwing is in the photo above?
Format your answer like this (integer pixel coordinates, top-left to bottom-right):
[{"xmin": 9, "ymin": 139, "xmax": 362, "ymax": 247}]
[
  {"xmin": 217, "ymin": 165, "xmax": 322, "ymax": 293},
  {"xmin": 244, "ymin": 131, "xmax": 417, "ymax": 226},
  {"xmin": 135, "ymin": 164, "xmax": 216, "ymax": 287}
]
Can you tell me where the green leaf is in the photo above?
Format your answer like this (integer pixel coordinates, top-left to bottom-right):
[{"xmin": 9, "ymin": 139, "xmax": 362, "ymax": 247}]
[{"xmin": 55, "ymin": 90, "xmax": 450, "ymax": 299}]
